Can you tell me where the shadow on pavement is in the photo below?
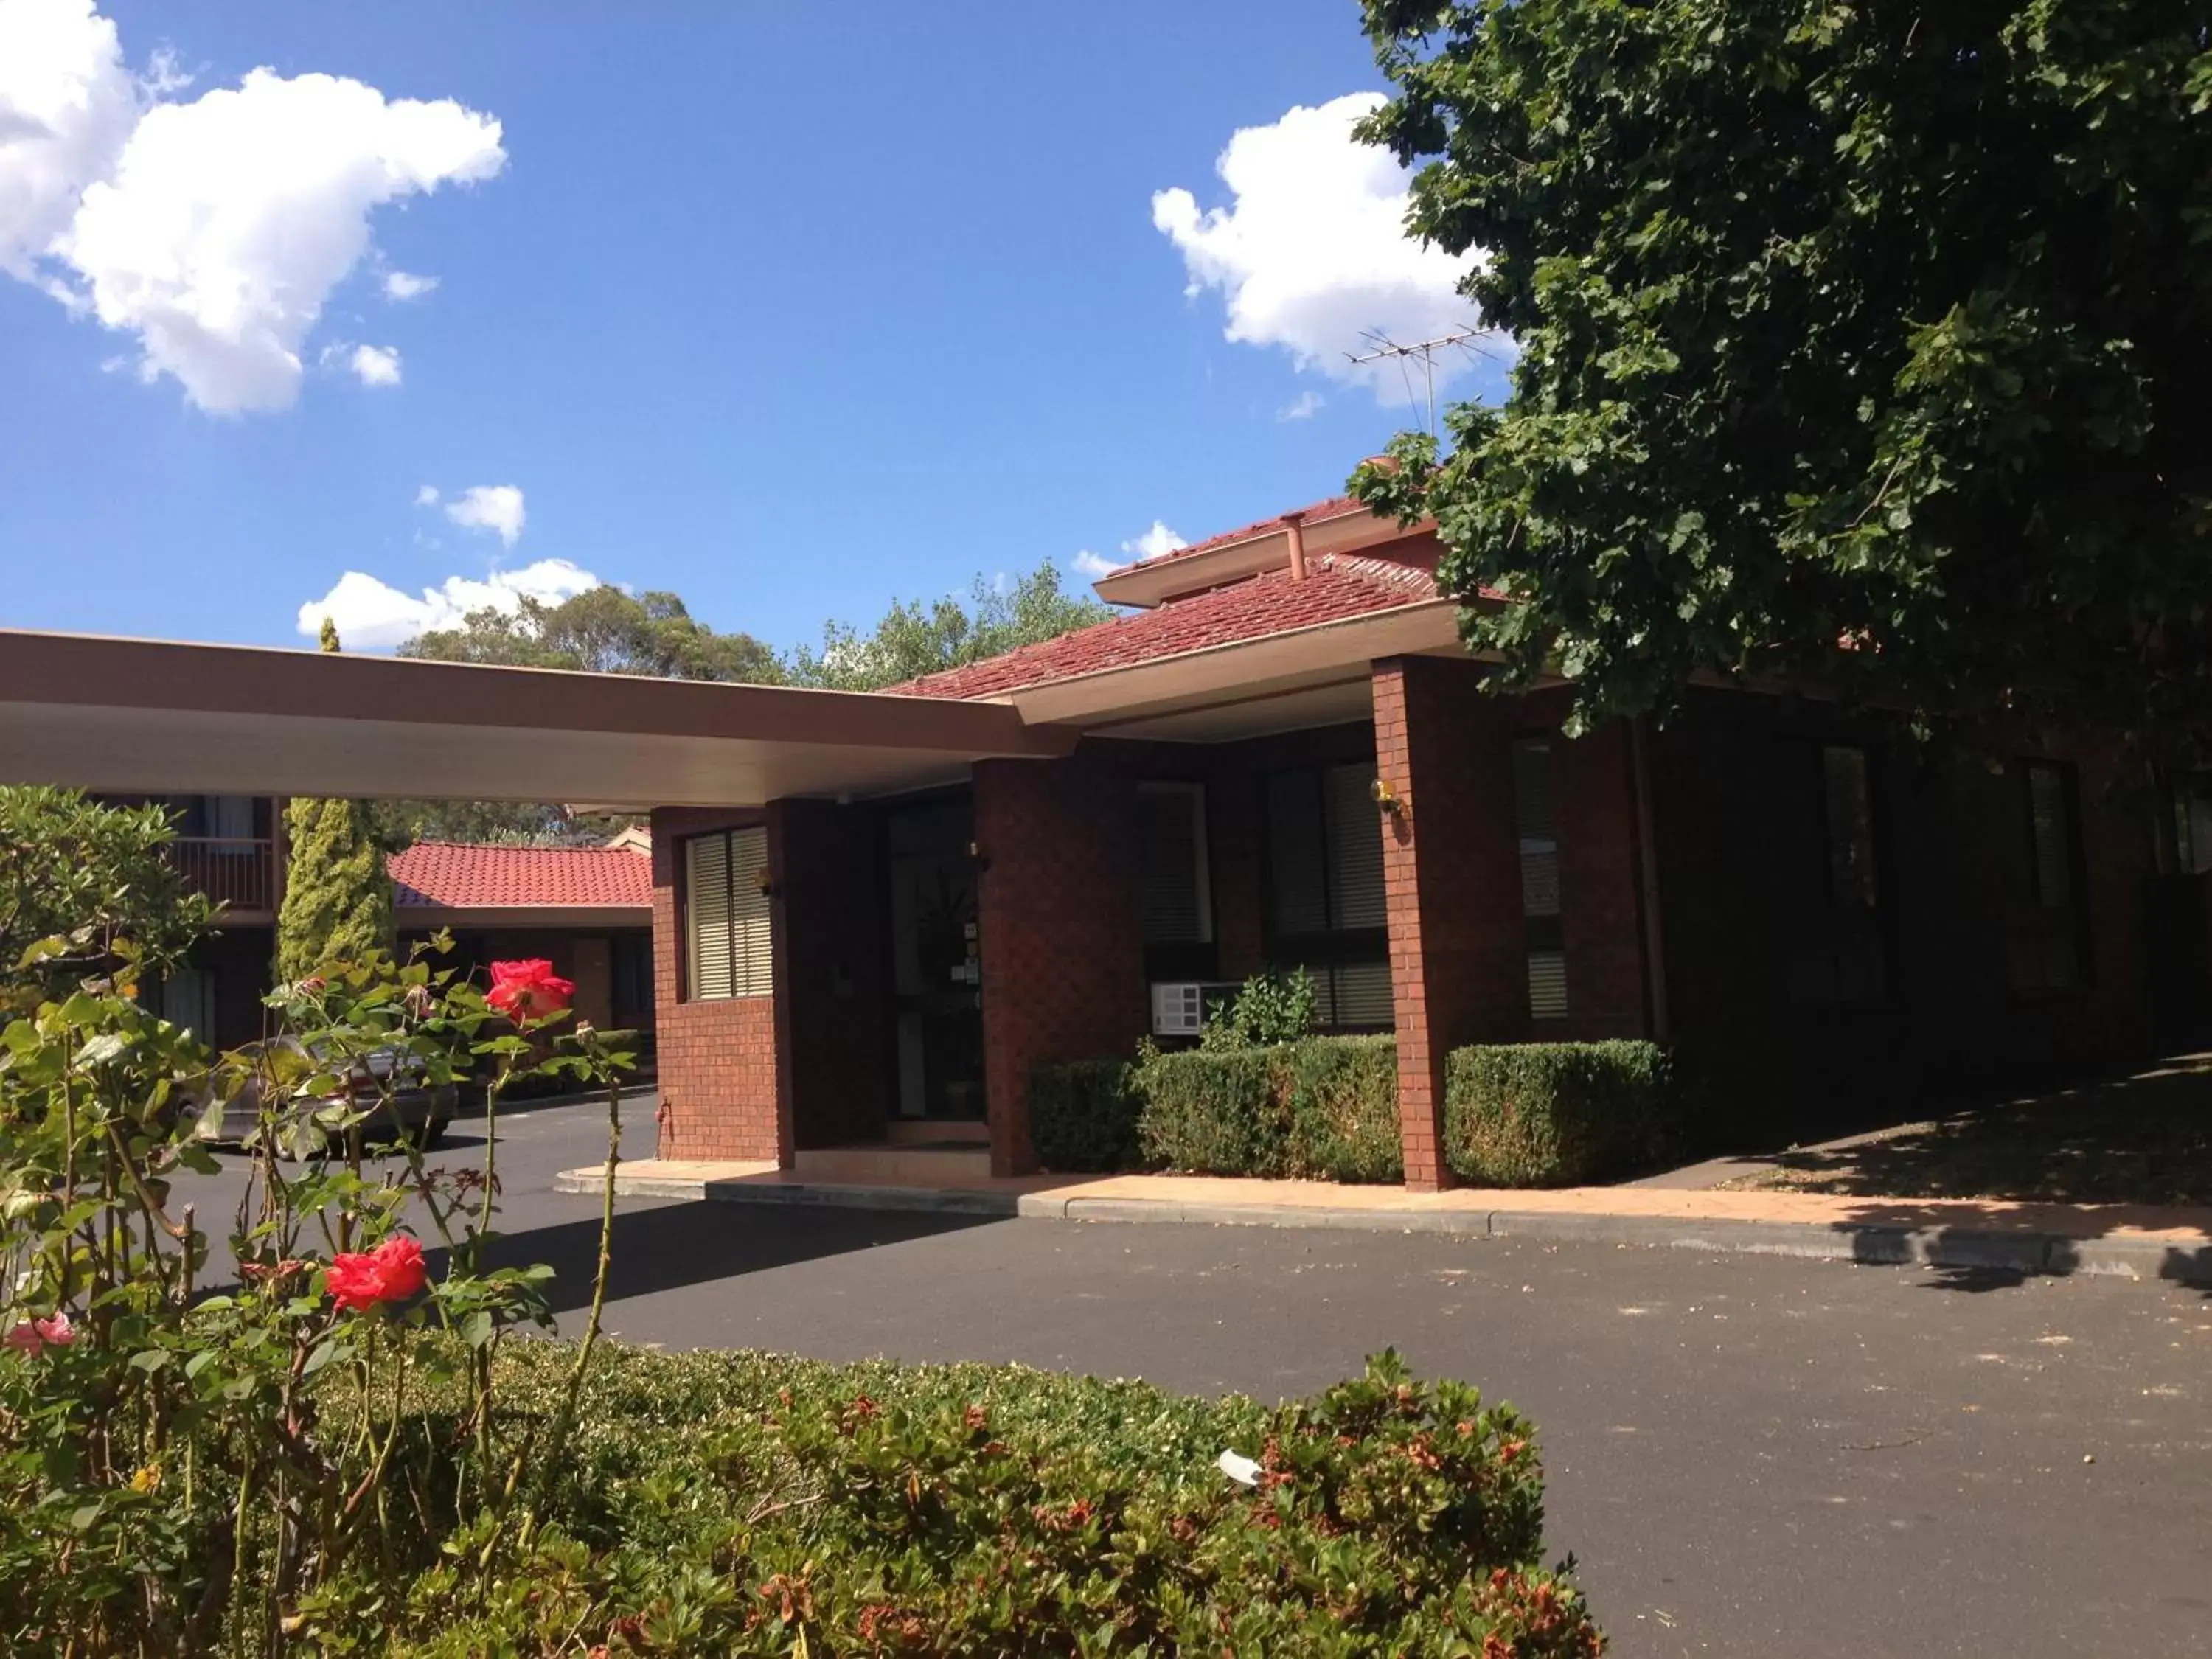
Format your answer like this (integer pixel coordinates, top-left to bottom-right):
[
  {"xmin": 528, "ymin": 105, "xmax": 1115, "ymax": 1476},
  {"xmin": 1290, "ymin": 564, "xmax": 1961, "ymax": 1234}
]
[{"xmin": 433, "ymin": 1199, "xmax": 1004, "ymax": 1314}]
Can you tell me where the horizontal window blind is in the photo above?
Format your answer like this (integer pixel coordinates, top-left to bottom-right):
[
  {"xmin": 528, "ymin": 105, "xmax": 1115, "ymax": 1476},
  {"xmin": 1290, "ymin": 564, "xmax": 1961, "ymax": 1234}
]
[
  {"xmin": 685, "ymin": 827, "xmax": 773, "ymax": 1001},
  {"xmin": 1138, "ymin": 783, "xmax": 1211, "ymax": 945},
  {"xmin": 1323, "ymin": 763, "xmax": 1387, "ymax": 930},
  {"xmin": 1513, "ymin": 740, "xmax": 1568, "ymax": 1020},
  {"xmin": 1265, "ymin": 771, "xmax": 1329, "ymax": 937},
  {"xmin": 2010, "ymin": 762, "xmax": 2084, "ymax": 992}
]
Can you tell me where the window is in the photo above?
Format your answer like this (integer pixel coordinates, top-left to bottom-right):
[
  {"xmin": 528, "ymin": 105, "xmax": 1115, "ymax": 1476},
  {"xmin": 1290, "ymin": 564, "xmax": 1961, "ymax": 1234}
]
[
  {"xmin": 1785, "ymin": 745, "xmax": 1888, "ymax": 1004},
  {"xmin": 155, "ymin": 966, "xmax": 214, "ymax": 1039},
  {"xmin": 2177, "ymin": 794, "xmax": 2212, "ymax": 876},
  {"xmin": 1265, "ymin": 763, "xmax": 1393, "ymax": 1027},
  {"xmin": 684, "ymin": 827, "xmax": 773, "ymax": 1000},
  {"xmin": 2009, "ymin": 761, "xmax": 2086, "ymax": 992},
  {"xmin": 1137, "ymin": 783, "xmax": 1212, "ymax": 945},
  {"xmin": 1513, "ymin": 740, "xmax": 1568, "ymax": 1020}
]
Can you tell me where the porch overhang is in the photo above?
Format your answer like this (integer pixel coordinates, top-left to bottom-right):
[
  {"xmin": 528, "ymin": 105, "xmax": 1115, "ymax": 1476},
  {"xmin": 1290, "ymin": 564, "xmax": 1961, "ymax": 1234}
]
[
  {"xmin": 0, "ymin": 630, "xmax": 1074, "ymax": 808},
  {"xmin": 1006, "ymin": 599, "xmax": 1468, "ymax": 740}
]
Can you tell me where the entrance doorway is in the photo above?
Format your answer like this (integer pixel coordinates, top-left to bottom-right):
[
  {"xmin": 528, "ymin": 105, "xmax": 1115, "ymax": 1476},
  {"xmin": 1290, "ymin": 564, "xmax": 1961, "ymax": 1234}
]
[{"xmin": 886, "ymin": 797, "xmax": 985, "ymax": 1121}]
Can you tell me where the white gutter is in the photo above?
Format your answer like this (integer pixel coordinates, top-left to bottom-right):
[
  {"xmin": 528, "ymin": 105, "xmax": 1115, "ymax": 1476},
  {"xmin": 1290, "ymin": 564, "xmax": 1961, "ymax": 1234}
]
[{"xmin": 1093, "ymin": 508, "xmax": 1426, "ymax": 609}]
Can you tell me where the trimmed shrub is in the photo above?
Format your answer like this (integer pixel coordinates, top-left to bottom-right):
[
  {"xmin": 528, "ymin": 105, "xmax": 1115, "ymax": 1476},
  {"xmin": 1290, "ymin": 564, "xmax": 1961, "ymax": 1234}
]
[
  {"xmin": 1127, "ymin": 1037, "xmax": 1404, "ymax": 1182},
  {"xmin": 1029, "ymin": 1057, "xmax": 1141, "ymax": 1172},
  {"xmin": 1285, "ymin": 1034, "xmax": 1403, "ymax": 1182},
  {"xmin": 295, "ymin": 1343, "xmax": 1604, "ymax": 1656},
  {"xmin": 1135, "ymin": 1046, "xmax": 1284, "ymax": 1175},
  {"xmin": 1445, "ymin": 1040, "xmax": 1680, "ymax": 1186}
]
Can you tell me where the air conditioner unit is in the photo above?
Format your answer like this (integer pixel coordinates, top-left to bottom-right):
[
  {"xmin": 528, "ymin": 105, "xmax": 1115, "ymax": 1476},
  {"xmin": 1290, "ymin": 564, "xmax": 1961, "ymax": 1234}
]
[{"xmin": 1150, "ymin": 981, "xmax": 1241, "ymax": 1038}]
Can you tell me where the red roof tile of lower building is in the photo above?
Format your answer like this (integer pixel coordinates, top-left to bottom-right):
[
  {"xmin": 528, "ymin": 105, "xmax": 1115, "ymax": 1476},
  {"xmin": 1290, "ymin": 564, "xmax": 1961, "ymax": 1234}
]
[
  {"xmin": 387, "ymin": 842, "xmax": 653, "ymax": 911},
  {"xmin": 893, "ymin": 555, "xmax": 1446, "ymax": 700}
]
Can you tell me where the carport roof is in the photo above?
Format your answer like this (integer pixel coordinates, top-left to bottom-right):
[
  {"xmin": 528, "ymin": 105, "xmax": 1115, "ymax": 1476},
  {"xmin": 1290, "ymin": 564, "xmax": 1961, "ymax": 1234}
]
[{"xmin": 0, "ymin": 630, "xmax": 1071, "ymax": 809}]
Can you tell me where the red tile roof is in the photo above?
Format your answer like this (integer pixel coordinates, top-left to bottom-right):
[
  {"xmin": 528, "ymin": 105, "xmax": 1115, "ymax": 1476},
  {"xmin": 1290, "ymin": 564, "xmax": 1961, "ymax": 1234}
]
[
  {"xmin": 894, "ymin": 555, "xmax": 1444, "ymax": 700},
  {"xmin": 387, "ymin": 841, "xmax": 653, "ymax": 911},
  {"xmin": 1119, "ymin": 493, "xmax": 1374, "ymax": 572}
]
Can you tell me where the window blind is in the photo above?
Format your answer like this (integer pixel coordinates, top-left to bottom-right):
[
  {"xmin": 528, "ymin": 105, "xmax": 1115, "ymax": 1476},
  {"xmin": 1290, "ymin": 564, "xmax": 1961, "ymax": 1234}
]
[
  {"xmin": 1322, "ymin": 764, "xmax": 1387, "ymax": 929},
  {"xmin": 1513, "ymin": 740, "xmax": 1568, "ymax": 1020},
  {"xmin": 2010, "ymin": 762, "xmax": 2084, "ymax": 992},
  {"xmin": 685, "ymin": 827, "xmax": 773, "ymax": 1001},
  {"xmin": 1264, "ymin": 762, "xmax": 1392, "ymax": 1029},
  {"xmin": 1138, "ymin": 784, "xmax": 1211, "ymax": 945}
]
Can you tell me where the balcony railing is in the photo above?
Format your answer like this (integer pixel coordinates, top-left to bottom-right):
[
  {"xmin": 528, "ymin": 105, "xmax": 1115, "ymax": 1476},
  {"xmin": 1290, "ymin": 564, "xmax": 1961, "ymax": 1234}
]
[{"xmin": 162, "ymin": 837, "xmax": 277, "ymax": 915}]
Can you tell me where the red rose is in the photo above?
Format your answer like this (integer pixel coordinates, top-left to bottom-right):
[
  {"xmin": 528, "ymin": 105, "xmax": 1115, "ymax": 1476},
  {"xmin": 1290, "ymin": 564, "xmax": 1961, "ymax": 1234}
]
[
  {"xmin": 327, "ymin": 1234, "xmax": 428, "ymax": 1312},
  {"xmin": 487, "ymin": 959, "xmax": 574, "ymax": 1022}
]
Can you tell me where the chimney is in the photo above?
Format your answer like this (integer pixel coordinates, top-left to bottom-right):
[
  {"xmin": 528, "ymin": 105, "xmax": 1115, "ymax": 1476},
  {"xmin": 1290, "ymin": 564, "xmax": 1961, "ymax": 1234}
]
[{"xmin": 1282, "ymin": 509, "xmax": 1309, "ymax": 581}]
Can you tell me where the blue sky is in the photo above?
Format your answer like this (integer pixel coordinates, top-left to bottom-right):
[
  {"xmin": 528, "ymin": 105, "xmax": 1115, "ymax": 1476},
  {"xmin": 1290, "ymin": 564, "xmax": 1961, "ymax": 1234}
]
[{"xmin": 1, "ymin": 0, "xmax": 1505, "ymax": 655}]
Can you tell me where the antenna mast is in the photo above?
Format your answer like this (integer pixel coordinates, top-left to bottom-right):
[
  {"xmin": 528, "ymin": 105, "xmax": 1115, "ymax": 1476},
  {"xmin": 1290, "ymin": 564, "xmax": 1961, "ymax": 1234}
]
[{"xmin": 1345, "ymin": 327, "xmax": 1492, "ymax": 436}]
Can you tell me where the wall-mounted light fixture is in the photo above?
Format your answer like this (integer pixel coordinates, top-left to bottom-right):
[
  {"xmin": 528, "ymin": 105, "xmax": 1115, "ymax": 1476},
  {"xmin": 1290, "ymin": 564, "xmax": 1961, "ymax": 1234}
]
[
  {"xmin": 754, "ymin": 865, "xmax": 776, "ymax": 898},
  {"xmin": 1371, "ymin": 777, "xmax": 1404, "ymax": 818},
  {"xmin": 967, "ymin": 838, "xmax": 991, "ymax": 872}
]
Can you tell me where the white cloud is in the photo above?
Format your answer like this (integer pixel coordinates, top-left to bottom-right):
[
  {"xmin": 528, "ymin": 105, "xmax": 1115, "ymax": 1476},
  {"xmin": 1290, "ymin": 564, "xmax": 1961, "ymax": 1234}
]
[
  {"xmin": 1152, "ymin": 92, "xmax": 1497, "ymax": 404},
  {"xmin": 1278, "ymin": 389, "xmax": 1325, "ymax": 422},
  {"xmin": 381, "ymin": 268, "xmax": 437, "ymax": 301},
  {"xmin": 413, "ymin": 483, "xmax": 439, "ymax": 507},
  {"xmin": 0, "ymin": 0, "xmax": 504, "ymax": 411},
  {"xmin": 296, "ymin": 556, "xmax": 597, "ymax": 649},
  {"xmin": 1069, "ymin": 549, "xmax": 1119, "ymax": 581},
  {"xmin": 1122, "ymin": 521, "xmax": 1186, "ymax": 562},
  {"xmin": 442, "ymin": 483, "xmax": 525, "ymax": 546},
  {"xmin": 0, "ymin": 0, "xmax": 139, "ymax": 283},
  {"xmin": 346, "ymin": 341, "xmax": 400, "ymax": 386}
]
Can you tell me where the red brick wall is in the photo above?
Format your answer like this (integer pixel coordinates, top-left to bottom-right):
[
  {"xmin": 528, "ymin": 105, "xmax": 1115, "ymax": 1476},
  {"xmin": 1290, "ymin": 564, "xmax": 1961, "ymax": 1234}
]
[
  {"xmin": 1374, "ymin": 658, "xmax": 1530, "ymax": 1186},
  {"xmin": 771, "ymin": 798, "xmax": 894, "ymax": 1150},
  {"xmin": 1648, "ymin": 689, "xmax": 2154, "ymax": 1137},
  {"xmin": 648, "ymin": 807, "xmax": 783, "ymax": 1163},
  {"xmin": 973, "ymin": 753, "xmax": 1150, "ymax": 1175}
]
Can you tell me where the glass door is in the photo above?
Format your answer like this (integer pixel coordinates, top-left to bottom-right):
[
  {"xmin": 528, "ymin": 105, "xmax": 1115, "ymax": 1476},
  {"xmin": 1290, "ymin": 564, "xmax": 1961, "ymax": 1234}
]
[{"xmin": 886, "ymin": 798, "xmax": 985, "ymax": 1121}]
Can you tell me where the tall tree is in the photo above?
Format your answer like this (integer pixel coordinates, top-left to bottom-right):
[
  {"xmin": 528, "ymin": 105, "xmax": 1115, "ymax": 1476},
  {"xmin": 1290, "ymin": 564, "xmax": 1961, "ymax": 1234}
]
[
  {"xmin": 403, "ymin": 585, "xmax": 782, "ymax": 682},
  {"xmin": 1351, "ymin": 0, "xmax": 2212, "ymax": 838},
  {"xmin": 277, "ymin": 620, "xmax": 394, "ymax": 981},
  {"xmin": 786, "ymin": 560, "xmax": 1112, "ymax": 691}
]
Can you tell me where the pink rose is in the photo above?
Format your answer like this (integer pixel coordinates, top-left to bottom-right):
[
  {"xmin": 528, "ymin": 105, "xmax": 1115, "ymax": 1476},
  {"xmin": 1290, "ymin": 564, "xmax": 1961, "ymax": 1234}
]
[
  {"xmin": 4, "ymin": 1311, "xmax": 75, "ymax": 1357},
  {"xmin": 326, "ymin": 1235, "xmax": 428, "ymax": 1312},
  {"xmin": 487, "ymin": 959, "xmax": 574, "ymax": 1022}
]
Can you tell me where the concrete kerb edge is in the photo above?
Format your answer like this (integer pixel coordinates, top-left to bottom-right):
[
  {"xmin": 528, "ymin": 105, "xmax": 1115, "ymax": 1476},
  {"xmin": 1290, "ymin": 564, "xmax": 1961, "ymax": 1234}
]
[{"xmin": 562, "ymin": 1167, "xmax": 2212, "ymax": 1284}]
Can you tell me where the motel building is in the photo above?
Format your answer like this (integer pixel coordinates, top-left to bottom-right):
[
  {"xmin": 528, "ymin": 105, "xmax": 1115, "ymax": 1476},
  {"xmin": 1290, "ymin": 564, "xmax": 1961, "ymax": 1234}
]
[{"xmin": 0, "ymin": 494, "xmax": 2160, "ymax": 1189}]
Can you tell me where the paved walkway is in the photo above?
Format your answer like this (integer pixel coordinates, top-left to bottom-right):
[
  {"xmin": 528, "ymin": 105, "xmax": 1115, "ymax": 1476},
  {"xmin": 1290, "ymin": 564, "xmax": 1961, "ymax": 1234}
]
[{"xmin": 557, "ymin": 1158, "xmax": 2212, "ymax": 1284}]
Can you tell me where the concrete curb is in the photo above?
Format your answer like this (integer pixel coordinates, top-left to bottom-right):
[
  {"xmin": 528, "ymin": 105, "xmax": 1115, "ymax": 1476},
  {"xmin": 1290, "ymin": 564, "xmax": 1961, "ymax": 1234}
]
[{"xmin": 559, "ymin": 1168, "xmax": 2212, "ymax": 1285}]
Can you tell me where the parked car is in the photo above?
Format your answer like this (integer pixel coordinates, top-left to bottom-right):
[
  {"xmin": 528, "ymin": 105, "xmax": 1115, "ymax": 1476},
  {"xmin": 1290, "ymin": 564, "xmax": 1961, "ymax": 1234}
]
[{"xmin": 187, "ymin": 1036, "xmax": 456, "ymax": 1155}]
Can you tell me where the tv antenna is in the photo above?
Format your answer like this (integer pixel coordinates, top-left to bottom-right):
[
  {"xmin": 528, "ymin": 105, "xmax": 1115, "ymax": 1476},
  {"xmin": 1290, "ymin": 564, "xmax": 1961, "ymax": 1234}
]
[{"xmin": 1345, "ymin": 326, "xmax": 1496, "ymax": 436}]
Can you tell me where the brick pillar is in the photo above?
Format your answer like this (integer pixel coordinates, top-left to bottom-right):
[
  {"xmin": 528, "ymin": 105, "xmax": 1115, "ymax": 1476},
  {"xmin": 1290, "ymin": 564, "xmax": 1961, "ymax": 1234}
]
[
  {"xmin": 973, "ymin": 754, "xmax": 1149, "ymax": 1177},
  {"xmin": 1373, "ymin": 658, "xmax": 1527, "ymax": 1190}
]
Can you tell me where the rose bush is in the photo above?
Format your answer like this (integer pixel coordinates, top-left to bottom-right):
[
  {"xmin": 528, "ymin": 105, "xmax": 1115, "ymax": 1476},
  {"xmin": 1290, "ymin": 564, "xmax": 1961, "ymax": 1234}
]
[{"xmin": 0, "ymin": 930, "xmax": 636, "ymax": 1657}]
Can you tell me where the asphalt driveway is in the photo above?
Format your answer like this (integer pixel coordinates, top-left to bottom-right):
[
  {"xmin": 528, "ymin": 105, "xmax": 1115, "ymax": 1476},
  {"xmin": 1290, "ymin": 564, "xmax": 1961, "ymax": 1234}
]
[{"xmin": 175, "ymin": 1093, "xmax": 2212, "ymax": 1659}]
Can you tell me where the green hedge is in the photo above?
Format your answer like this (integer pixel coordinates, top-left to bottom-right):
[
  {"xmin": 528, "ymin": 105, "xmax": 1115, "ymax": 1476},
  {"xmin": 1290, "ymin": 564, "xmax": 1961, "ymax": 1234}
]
[
  {"xmin": 1028, "ymin": 1057, "xmax": 1141, "ymax": 1172},
  {"xmin": 1283, "ymin": 1034, "xmax": 1405, "ymax": 1183},
  {"xmin": 1136, "ymin": 1046, "xmax": 1285, "ymax": 1176},
  {"xmin": 1122, "ymin": 1037, "xmax": 1403, "ymax": 1182},
  {"xmin": 1444, "ymin": 1040, "xmax": 1680, "ymax": 1187},
  {"xmin": 296, "ymin": 1343, "xmax": 1601, "ymax": 1655}
]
